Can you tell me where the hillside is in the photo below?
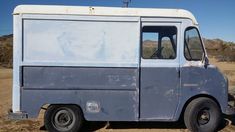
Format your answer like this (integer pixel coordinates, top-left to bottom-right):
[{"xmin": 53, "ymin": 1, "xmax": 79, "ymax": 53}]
[
  {"xmin": 0, "ymin": 34, "xmax": 234, "ymax": 68},
  {"xmin": 204, "ymin": 38, "xmax": 235, "ymax": 61}
]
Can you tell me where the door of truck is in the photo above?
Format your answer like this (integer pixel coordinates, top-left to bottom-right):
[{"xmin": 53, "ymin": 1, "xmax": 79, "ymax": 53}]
[{"xmin": 140, "ymin": 21, "xmax": 181, "ymax": 120}]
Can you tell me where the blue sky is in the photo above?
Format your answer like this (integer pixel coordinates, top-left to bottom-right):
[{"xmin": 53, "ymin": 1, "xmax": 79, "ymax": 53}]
[{"xmin": 0, "ymin": 0, "xmax": 235, "ymax": 42}]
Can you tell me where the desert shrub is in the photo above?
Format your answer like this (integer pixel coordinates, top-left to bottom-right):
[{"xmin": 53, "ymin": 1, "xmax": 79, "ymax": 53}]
[
  {"xmin": 204, "ymin": 39, "xmax": 235, "ymax": 62},
  {"xmin": 0, "ymin": 35, "xmax": 13, "ymax": 68}
]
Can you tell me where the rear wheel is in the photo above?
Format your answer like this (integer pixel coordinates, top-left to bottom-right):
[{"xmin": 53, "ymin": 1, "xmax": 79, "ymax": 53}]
[
  {"xmin": 44, "ymin": 105, "xmax": 84, "ymax": 132},
  {"xmin": 184, "ymin": 97, "xmax": 221, "ymax": 132}
]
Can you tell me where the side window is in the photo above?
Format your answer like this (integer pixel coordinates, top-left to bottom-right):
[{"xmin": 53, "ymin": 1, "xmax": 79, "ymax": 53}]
[
  {"xmin": 142, "ymin": 32, "xmax": 159, "ymax": 59},
  {"xmin": 142, "ymin": 26, "xmax": 177, "ymax": 59},
  {"xmin": 184, "ymin": 27, "xmax": 204, "ymax": 61}
]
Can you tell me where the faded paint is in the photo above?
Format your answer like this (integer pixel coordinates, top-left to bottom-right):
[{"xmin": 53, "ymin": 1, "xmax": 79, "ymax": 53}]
[
  {"xmin": 23, "ymin": 67, "xmax": 138, "ymax": 90},
  {"xmin": 140, "ymin": 67, "xmax": 179, "ymax": 120},
  {"xmin": 22, "ymin": 89, "xmax": 139, "ymax": 121},
  {"xmin": 23, "ymin": 19, "xmax": 139, "ymax": 67},
  {"xmin": 183, "ymin": 61, "xmax": 204, "ymax": 67},
  {"xmin": 175, "ymin": 65, "xmax": 228, "ymax": 119},
  {"xmin": 13, "ymin": 5, "xmax": 198, "ymax": 24}
]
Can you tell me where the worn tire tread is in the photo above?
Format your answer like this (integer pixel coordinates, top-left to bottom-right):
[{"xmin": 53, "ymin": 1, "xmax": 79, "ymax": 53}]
[
  {"xmin": 44, "ymin": 105, "xmax": 84, "ymax": 132},
  {"xmin": 184, "ymin": 97, "xmax": 221, "ymax": 132}
]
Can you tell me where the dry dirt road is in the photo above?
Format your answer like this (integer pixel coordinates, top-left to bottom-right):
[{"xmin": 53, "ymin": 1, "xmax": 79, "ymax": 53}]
[{"xmin": 0, "ymin": 58, "xmax": 235, "ymax": 132}]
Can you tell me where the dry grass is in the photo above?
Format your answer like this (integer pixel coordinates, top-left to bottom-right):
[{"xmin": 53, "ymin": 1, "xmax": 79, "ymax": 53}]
[
  {"xmin": 209, "ymin": 57, "xmax": 235, "ymax": 89},
  {"xmin": 0, "ymin": 69, "xmax": 43, "ymax": 132}
]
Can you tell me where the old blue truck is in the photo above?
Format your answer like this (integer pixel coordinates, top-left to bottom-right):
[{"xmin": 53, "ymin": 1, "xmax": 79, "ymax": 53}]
[{"xmin": 9, "ymin": 5, "xmax": 235, "ymax": 132}]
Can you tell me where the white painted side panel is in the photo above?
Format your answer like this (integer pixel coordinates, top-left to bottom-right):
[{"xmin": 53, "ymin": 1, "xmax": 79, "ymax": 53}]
[
  {"xmin": 23, "ymin": 20, "xmax": 139, "ymax": 67},
  {"xmin": 13, "ymin": 15, "xmax": 22, "ymax": 112}
]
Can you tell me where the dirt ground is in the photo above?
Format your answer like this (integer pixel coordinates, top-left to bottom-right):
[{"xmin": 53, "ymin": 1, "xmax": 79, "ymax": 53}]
[{"xmin": 0, "ymin": 58, "xmax": 235, "ymax": 132}]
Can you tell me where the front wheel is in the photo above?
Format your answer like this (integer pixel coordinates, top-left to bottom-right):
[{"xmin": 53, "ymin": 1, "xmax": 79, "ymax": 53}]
[
  {"xmin": 44, "ymin": 105, "xmax": 84, "ymax": 132},
  {"xmin": 184, "ymin": 97, "xmax": 221, "ymax": 132}
]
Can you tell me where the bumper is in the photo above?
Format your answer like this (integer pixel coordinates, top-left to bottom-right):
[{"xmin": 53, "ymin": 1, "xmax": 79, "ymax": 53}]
[
  {"xmin": 8, "ymin": 109, "xmax": 28, "ymax": 120},
  {"xmin": 224, "ymin": 105, "xmax": 235, "ymax": 115}
]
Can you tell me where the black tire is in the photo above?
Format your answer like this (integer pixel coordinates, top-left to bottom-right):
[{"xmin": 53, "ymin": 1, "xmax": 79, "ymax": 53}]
[
  {"xmin": 44, "ymin": 105, "xmax": 84, "ymax": 132},
  {"xmin": 184, "ymin": 97, "xmax": 221, "ymax": 132}
]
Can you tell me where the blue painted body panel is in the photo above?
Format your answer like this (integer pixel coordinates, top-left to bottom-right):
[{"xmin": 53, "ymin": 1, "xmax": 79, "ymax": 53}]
[
  {"xmin": 21, "ymin": 65, "xmax": 228, "ymax": 121},
  {"xmin": 140, "ymin": 67, "xmax": 179, "ymax": 120},
  {"xmin": 21, "ymin": 67, "xmax": 139, "ymax": 120},
  {"xmin": 177, "ymin": 65, "xmax": 228, "ymax": 116},
  {"xmin": 23, "ymin": 67, "xmax": 138, "ymax": 90},
  {"xmin": 22, "ymin": 89, "xmax": 139, "ymax": 121}
]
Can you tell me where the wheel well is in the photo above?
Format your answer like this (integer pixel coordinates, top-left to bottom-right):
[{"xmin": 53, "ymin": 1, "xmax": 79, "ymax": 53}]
[
  {"xmin": 41, "ymin": 104, "xmax": 84, "ymax": 116},
  {"xmin": 179, "ymin": 94, "xmax": 221, "ymax": 121}
]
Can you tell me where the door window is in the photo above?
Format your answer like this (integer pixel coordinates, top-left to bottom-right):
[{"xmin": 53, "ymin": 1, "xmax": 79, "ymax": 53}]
[
  {"xmin": 184, "ymin": 27, "xmax": 204, "ymax": 61},
  {"xmin": 142, "ymin": 26, "xmax": 177, "ymax": 59}
]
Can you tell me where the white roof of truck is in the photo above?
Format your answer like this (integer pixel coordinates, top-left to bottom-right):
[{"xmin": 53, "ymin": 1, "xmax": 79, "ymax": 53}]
[{"xmin": 14, "ymin": 5, "xmax": 198, "ymax": 24}]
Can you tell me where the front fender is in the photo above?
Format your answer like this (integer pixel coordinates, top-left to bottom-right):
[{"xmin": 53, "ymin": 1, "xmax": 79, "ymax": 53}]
[{"xmin": 175, "ymin": 64, "xmax": 228, "ymax": 120}]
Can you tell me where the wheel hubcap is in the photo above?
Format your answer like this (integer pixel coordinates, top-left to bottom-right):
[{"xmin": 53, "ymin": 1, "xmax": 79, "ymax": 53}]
[
  {"xmin": 197, "ymin": 109, "xmax": 210, "ymax": 125},
  {"xmin": 55, "ymin": 110, "xmax": 71, "ymax": 126},
  {"xmin": 53, "ymin": 108, "xmax": 76, "ymax": 131}
]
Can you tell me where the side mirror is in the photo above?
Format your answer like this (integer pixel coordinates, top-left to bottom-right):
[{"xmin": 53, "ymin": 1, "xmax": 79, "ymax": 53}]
[{"xmin": 204, "ymin": 57, "xmax": 209, "ymax": 68}]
